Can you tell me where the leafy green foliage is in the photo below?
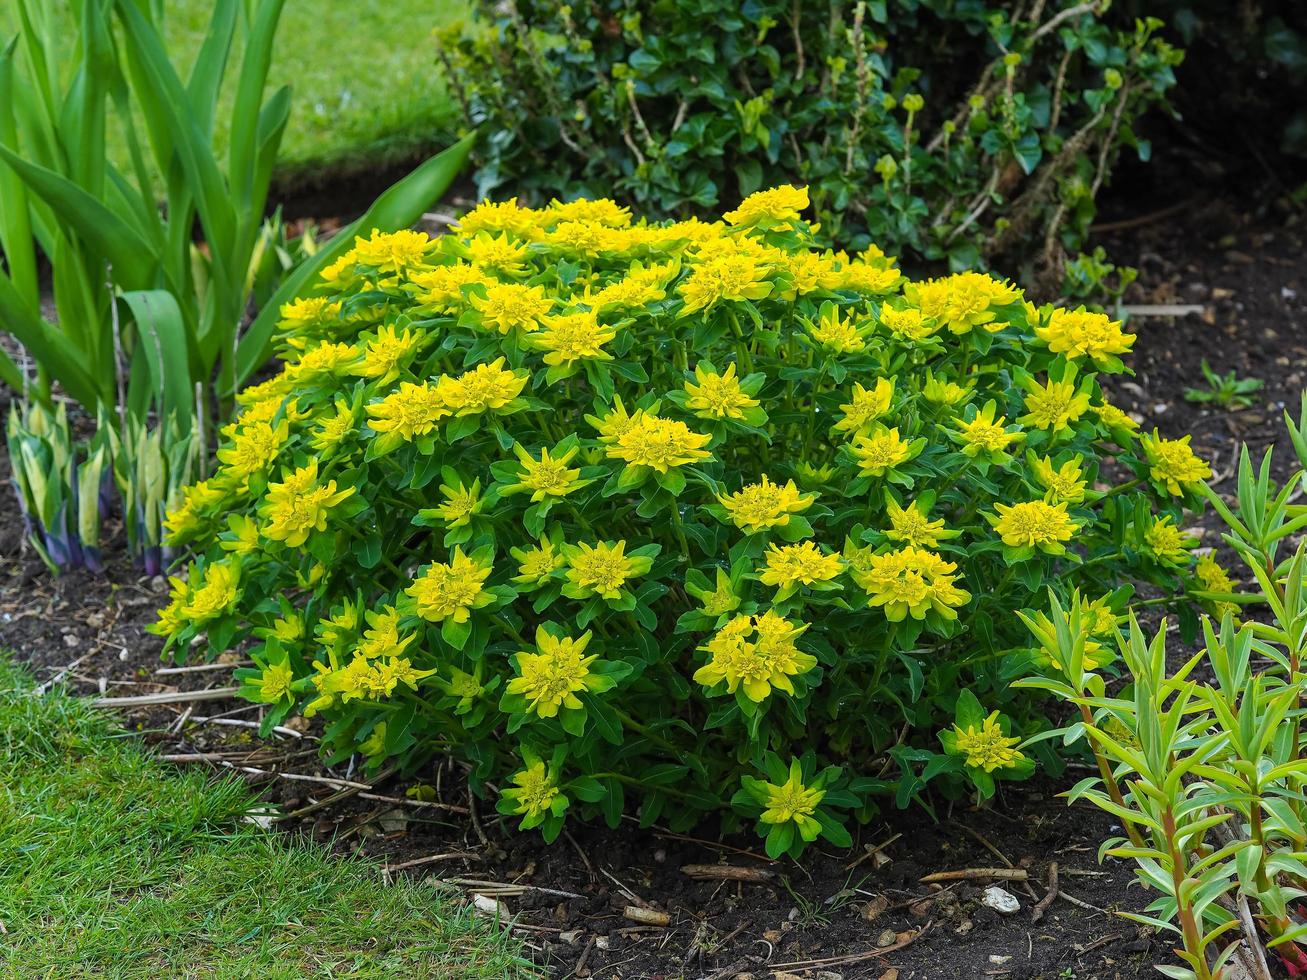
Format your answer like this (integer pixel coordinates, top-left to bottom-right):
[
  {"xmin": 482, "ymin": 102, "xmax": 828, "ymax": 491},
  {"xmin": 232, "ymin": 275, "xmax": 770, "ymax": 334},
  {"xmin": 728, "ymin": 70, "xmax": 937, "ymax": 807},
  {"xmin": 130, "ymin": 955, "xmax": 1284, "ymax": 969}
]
[
  {"xmin": 1026, "ymin": 398, "xmax": 1307, "ymax": 978},
  {"xmin": 440, "ymin": 0, "xmax": 1181, "ymax": 268},
  {"xmin": 159, "ymin": 190, "xmax": 1205, "ymax": 853},
  {"xmin": 0, "ymin": 0, "xmax": 472, "ymax": 572},
  {"xmin": 1183, "ymin": 360, "xmax": 1264, "ymax": 410}
]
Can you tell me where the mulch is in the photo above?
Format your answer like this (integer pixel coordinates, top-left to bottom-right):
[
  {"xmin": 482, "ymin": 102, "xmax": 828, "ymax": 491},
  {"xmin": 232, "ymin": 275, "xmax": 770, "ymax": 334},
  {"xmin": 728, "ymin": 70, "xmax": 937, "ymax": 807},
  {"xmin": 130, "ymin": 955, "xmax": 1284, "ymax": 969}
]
[{"xmin": 1, "ymin": 199, "xmax": 1304, "ymax": 979}]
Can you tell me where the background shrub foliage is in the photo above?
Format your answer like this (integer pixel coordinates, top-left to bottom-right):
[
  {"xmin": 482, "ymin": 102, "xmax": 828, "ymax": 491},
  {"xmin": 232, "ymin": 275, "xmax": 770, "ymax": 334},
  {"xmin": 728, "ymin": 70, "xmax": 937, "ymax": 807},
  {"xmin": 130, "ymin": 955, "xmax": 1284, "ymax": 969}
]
[
  {"xmin": 158, "ymin": 187, "xmax": 1212, "ymax": 854},
  {"xmin": 439, "ymin": 0, "xmax": 1182, "ymax": 270}
]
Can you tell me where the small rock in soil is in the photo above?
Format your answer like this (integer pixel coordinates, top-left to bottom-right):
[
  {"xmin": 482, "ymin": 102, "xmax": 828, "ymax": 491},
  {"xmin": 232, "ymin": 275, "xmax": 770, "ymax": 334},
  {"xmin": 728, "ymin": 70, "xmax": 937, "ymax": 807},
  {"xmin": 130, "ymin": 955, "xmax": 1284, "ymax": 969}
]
[{"xmin": 981, "ymin": 886, "xmax": 1021, "ymax": 915}]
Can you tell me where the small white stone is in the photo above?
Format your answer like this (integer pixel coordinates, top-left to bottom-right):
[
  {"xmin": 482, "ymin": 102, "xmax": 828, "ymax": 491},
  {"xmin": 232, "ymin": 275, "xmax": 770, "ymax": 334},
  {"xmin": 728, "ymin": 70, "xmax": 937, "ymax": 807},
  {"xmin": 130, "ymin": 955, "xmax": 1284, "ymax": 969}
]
[{"xmin": 981, "ymin": 886, "xmax": 1021, "ymax": 915}]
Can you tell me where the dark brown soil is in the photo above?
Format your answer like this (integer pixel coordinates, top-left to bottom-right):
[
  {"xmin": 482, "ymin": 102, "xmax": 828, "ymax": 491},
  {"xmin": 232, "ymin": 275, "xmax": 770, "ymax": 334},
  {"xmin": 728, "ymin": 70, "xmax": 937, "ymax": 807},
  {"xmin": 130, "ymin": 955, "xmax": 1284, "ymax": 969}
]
[{"xmin": 2, "ymin": 202, "xmax": 1304, "ymax": 979}]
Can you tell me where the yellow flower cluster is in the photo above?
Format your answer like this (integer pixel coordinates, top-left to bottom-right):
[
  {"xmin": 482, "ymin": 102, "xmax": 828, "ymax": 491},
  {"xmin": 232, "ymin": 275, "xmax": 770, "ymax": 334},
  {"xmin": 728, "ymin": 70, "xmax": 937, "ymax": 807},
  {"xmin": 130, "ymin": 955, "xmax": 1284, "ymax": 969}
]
[
  {"xmin": 952, "ymin": 712, "xmax": 1026, "ymax": 772},
  {"xmin": 693, "ymin": 612, "xmax": 816, "ymax": 702}
]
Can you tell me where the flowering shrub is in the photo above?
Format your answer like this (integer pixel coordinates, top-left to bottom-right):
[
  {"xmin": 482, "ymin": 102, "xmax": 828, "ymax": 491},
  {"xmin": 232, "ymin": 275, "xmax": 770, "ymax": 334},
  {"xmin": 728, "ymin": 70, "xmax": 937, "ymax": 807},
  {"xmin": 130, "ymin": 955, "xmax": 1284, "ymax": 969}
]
[
  {"xmin": 156, "ymin": 188, "xmax": 1211, "ymax": 853},
  {"xmin": 438, "ymin": 1, "xmax": 1182, "ymax": 269}
]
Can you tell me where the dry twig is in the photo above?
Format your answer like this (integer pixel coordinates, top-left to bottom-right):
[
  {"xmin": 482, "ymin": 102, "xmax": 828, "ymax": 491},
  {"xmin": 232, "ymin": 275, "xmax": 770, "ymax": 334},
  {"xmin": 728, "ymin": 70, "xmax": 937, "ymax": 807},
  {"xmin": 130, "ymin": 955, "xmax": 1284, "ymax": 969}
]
[{"xmin": 681, "ymin": 864, "xmax": 776, "ymax": 883}]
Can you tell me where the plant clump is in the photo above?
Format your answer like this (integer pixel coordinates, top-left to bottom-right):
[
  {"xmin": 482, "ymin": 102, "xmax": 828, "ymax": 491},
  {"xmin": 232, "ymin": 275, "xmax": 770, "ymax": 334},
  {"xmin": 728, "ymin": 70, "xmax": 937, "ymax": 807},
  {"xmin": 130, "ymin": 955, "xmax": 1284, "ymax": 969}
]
[{"xmin": 157, "ymin": 187, "xmax": 1209, "ymax": 854}]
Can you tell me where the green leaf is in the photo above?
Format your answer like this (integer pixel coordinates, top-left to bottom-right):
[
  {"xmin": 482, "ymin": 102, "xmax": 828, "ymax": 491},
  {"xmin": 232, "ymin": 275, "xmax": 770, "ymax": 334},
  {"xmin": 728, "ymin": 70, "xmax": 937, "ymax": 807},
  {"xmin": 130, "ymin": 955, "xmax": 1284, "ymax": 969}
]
[
  {"xmin": 0, "ymin": 146, "xmax": 157, "ymax": 289},
  {"xmin": 119, "ymin": 289, "xmax": 194, "ymax": 430}
]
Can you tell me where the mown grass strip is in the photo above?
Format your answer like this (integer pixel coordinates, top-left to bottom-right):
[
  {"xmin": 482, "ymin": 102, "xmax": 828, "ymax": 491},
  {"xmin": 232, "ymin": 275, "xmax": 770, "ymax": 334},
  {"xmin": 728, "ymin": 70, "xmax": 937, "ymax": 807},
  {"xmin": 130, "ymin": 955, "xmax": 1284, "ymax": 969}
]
[{"xmin": 0, "ymin": 659, "xmax": 534, "ymax": 979}]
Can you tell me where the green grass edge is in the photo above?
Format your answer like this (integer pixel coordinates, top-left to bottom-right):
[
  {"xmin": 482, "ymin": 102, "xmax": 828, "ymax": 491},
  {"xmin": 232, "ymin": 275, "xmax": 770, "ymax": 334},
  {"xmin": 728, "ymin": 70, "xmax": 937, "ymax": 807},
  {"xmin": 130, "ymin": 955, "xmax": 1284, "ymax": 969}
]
[{"xmin": 0, "ymin": 658, "xmax": 535, "ymax": 979}]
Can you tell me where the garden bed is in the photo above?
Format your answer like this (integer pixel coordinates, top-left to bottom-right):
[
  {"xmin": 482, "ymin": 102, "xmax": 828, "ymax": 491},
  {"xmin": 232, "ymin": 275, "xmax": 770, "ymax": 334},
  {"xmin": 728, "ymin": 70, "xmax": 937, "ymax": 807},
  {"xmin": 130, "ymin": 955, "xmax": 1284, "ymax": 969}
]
[{"xmin": 3, "ymin": 201, "xmax": 1304, "ymax": 980}]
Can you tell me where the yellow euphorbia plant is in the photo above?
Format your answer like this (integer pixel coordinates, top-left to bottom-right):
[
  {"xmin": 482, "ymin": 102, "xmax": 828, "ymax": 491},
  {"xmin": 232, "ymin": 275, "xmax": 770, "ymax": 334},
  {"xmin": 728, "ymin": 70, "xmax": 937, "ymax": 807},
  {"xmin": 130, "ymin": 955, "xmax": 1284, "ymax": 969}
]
[{"xmin": 155, "ymin": 187, "xmax": 1212, "ymax": 854}]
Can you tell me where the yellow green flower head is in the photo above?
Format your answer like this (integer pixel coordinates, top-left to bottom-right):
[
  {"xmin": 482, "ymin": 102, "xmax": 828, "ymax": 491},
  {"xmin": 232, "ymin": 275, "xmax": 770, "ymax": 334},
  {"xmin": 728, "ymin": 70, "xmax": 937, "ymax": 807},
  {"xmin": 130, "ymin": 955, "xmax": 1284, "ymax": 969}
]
[
  {"xmin": 1195, "ymin": 554, "xmax": 1233, "ymax": 594},
  {"xmin": 921, "ymin": 368, "xmax": 971, "ymax": 407},
  {"xmin": 434, "ymin": 664, "xmax": 486, "ymax": 713},
  {"xmin": 258, "ymin": 461, "xmax": 355, "ymax": 547},
  {"xmin": 356, "ymin": 605, "xmax": 415, "ymax": 661},
  {"xmin": 356, "ymin": 323, "xmax": 426, "ymax": 385},
  {"xmin": 826, "ymin": 257, "xmax": 903, "ymax": 295},
  {"xmin": 1018, "ymin": 375, "xmax": 1091, "ymax": 434},
  {"xmin": 606, "ymin": 414, "xmax": 712, "ymax": 472},
  {"xmin": 179, "ymin": 559, "xmax": 240, "ymax": 623},
  {"xmin": 505, "ymin": 443, "xmax": 587, "ymax": 501},
  {"xmin": 834, "ymin": 379, "xmax": 895, "ymax": 435},
  {"xmin": 310, "ymin": 398, "xmax": 357, "ymax": 453},
  {"xmin": 677, "ymin": 254, "xmax": 772, "ymax": 314},
  {"xmin": 435, "ymin": 476, "xmax": 483, "ymax": 527},
  {"xmin": 878, "ymin": 304, "xmax": 938, "ymax": 342},
  {"xmin": 220, "ymin": 513, "xmax": 261, "ymax": 555},
  {"xmin": 684, "ymin": 362, "xmax": 759, "ymax": 421},
  {"xmin": 216, "ymin": 419, "xmax": 288, "ymax": 486},
  {"xmin": 723, "ymin": 184, "xmax": 809, "ymax": 226},
  {"xmin": 693, "ymin": 611, "xmax": 815, "ymax": 702},
  {"xmin": 277, "ymin": 296, "xmax": 342, "ymax": 342},
  {"xmin": 807, "ymin": 305, "xmax": 868, "ymax": 353},
  {"xmin": 717, "ymin": 475, "xmax": 815, "ymax": 534},
  {"xmin": 905, "ymin": 272, "xmax": 1020, "ymax": 334},
  {"xmin": 404, "ymin": 547, "xmax": 494, "ymax": 623},
  {"xmin": 290, "ymin": 341, "xmax": 357, "ymax": 380},
  {"xmin": 454, "ymin": 196, "xmax": 544, "ymax": 238},
  {"xmin": 267, "ymin": 612, "xmax": 304, "ymax": 644},
  {"xmin": 759, "ymin": 540, "xmax": 844, "ymax": 592},
  {"xmin": 465, "ymin": 232, "xmax": 530, "ymax": 272},
  {"xmin": 550, "ymin": 196, "xmax": 632, "ymax": 227},
  {"xmin": 989, "ymin": 500, "xmax": 1077, "ymax": 554},
  {"xmin": 443, "ymin": 358, "xmax": 529, "ymax": 415},
  {"xmin": 1036, "ymin": 307, "xmax": 1134, "ymax": 366},
  {"xmin": 1141, "ymin": 430, "xmax": 1211, "ymax": 496},
  {"xmin": 587, "ymin": 260, "xmax": 678, "ymax": 309},
  {"xmin": 689, "ymin": 568, "xmax": 743, "ymax": 617},
  {"xmin": 885, "ymin": 496, "xmax": 954, "ymax": 548},
  {"xmin": 408, "ymin": 262, "xmax": 482, "ymax": 314},
  {"xmin": 506, "ymin": 627, "xmax": 600, "ymax": 717},
  {"xmin": 256, "ymin": 661, "xmax": 294, "ymax": 703},
  {"xmin": 1031, "ymin": 454, "xmax": 1087, "ymax": 503},
  {"xmin": 163, "ymin": 477, "xmax": 229, "ymax": 544},
  {"xmin": 366, "ymin": 381, "xmax": 449, "ymax": 446},
  {"xmin": 850, "ymin": 424, "xmax": 916, "ymax": 477},
  {"xmin": 468, "ymin": 281, "xmax": 553, "ymax": 334},
  {"xmin": 954, "ymin": 401, "xmax": 1022, "ymax": 457},
  {"xmin": 563, "ymin": 539, "xmax": 650, "ymax": 600},
  {"xmin": 511, "ymin": 537, "xmax": 567, "ymax": 588},
  {"xmin": 502, "ymin": 759, "xmax": 562, "ymax": 824},
  {"xmin": 351, "ymin": 228, "xmax": 432, "ymax": 275},
  {"xmin": 953, "ymin": 711, "xmax": 1025, "ymax": 772},
  {"xmin": 1195, "ymin": 554, "xmax": 1239, "ymax": 618},
  {"xmin": 851, "ymin": 546, "xmax": 970, "ymax": 622},
  {"xmin": 1095, "ymin": 399, "xmax": 1139, "ymax": 435},
  {"xmin": 758, "ymin": 761, "xmax": 825, "ymax": 840},
  {"xmin": 528, "ymin": 312, "xmax": 617, "ymax": 367},
  {"xmin": 1144, "ymin": 515, "xmax": 1196, "ymax": 566}
]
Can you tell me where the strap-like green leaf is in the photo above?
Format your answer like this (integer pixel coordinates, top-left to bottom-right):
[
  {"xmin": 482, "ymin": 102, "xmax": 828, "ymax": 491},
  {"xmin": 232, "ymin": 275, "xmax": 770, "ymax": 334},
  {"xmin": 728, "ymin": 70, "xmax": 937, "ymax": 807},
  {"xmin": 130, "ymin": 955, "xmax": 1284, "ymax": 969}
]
[
  {"xmin": 0, "ymin": 273, "xmax": 103, "ymax": 408},
  {"xmin": 227, "ymin": 0, "xmax": 287, "ymax": 209},
  {"xmin": 186, "ymin": 0, "xmax": 239, "ymax": 139},
  {"xmin": 0, "ymin": 146, "xmax": 157, "ymax": 289},
  {"xmin": 120, "ymin": 289, "xmax": 195, "ymax": 433}
]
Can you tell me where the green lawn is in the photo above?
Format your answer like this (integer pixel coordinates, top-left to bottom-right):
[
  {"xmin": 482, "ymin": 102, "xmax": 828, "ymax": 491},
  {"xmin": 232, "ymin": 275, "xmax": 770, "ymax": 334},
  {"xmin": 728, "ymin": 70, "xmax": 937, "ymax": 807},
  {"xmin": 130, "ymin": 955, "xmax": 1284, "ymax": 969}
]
[
  {"xmin": 0, "ymin": 661, "xmax": 533, "ymax": 979},
  {"xmin": 0, "ymin": 0, "xmax": 469, "ymax": 177}
]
